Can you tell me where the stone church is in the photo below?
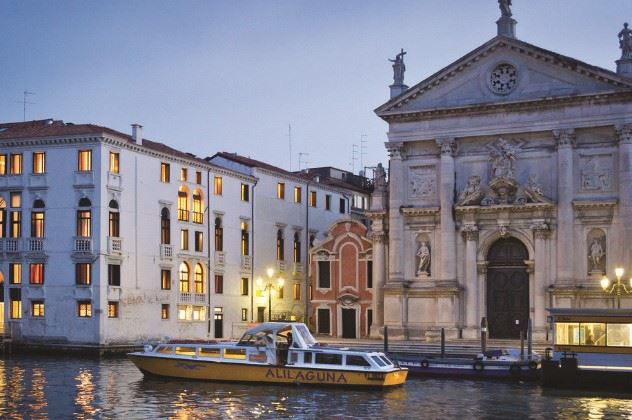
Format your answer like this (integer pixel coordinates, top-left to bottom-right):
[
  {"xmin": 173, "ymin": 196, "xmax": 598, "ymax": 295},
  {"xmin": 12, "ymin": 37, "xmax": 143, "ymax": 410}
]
[{"xmin": 369, "ymin": 3, "xmax": 632, "ymax": 340}]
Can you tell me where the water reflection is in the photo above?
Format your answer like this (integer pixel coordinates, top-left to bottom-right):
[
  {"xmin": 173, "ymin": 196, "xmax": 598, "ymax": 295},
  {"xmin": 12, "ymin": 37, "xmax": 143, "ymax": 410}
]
[{"xmin": 0, "ymin": 356, "xmax": 631, "ymax": 418}]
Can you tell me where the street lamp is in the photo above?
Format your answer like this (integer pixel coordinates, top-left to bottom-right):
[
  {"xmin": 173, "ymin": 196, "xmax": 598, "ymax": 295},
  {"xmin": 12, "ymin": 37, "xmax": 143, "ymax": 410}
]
[
  {"xmin": 257, "ymin": 267, "xmax": 284, "ymax": 322},
  {"xmin": 600, "ymin": 267, "xmax": 632, "ymax": 309}
]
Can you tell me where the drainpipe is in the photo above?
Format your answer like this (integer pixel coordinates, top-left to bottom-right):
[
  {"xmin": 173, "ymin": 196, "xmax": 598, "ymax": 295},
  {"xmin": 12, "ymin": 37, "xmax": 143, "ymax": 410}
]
[
  {"xmin": 206, "ymin": 168, "xmax": 212, "ymax": 336},
  {"xmin": 250, "ymin": 179, "xmax": 257, "ymax": 322},
  {"xmin": 304, "ymin": 181, "xmax": 310, "ymax": 325}
]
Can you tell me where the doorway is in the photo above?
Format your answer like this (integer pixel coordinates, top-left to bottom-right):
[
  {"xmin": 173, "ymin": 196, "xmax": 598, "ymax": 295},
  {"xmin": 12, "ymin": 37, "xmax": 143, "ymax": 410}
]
[
  {"xmin": 486, "ymin": 238, "xmax": 529, "ymax": 339},
  {"xmin": 214, "ymin": 310, "xmax": 223, "ymax": 338},
  {"xmin": 257, "ymin": 307, "xmax": 265, "ymax": 323},
  {"xmin": 342, "ymin": 308, "xmax": 356, "ymax": 338}
]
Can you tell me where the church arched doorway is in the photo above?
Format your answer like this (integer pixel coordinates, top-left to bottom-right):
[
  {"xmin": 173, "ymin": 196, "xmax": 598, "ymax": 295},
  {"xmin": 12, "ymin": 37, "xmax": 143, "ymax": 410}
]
[{"xmin": 486, "ymin": 237, "xmax": 529, "ymax": 339}]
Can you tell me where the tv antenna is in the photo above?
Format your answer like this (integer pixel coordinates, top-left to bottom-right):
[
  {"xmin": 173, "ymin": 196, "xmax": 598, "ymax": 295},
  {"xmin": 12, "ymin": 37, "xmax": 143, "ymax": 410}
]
[
  {"xmin": 288, "ymin": 123, "xmax": 292, "ymax": 171},
  {"xmin": 14, "ymin": 91, "xmax": 36, "ymax": 121},
  {"xmin": 360, "ymin": 134, "xmax": 368, "ymax": 175},
  {"xmin": 298, "ymin": 152, "xmax": 310, "ymax": 171},
  {"xmin": 350, "ymin": 144, "xmax": 359, "ymax": 174}
]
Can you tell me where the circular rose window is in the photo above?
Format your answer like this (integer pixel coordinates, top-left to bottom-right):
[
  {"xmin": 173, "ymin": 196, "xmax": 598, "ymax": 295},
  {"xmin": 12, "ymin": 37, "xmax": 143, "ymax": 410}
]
[{"xmin": 489, "ymin": 63, "xmax": 518, "ymax": 95}]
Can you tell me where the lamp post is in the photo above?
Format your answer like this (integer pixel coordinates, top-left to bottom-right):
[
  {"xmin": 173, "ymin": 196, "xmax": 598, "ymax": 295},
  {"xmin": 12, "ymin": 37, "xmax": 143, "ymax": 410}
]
[
  {"xmin": 600, "ymin": 267, "xmax": 632, "ymax": 309},
  {"xmin": 257, "ymin": 267, "xmax": 284, "ymax": 322}
]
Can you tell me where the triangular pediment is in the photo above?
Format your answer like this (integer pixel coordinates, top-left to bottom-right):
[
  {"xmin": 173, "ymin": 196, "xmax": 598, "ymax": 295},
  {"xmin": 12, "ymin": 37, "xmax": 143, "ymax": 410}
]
[{"xmin": 375, "ymin": 36, "xmax": 632, "ymax": 118}]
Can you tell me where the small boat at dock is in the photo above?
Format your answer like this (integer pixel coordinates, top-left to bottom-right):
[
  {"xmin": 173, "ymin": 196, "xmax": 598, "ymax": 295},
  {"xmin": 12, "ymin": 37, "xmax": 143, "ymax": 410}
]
[{"xmin": 128, "ymin": 322, "xmax": 407, "ymax": 388}]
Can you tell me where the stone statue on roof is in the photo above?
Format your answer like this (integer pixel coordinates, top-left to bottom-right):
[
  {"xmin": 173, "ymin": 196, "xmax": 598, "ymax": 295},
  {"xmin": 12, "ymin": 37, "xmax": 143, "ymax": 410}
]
[
  {"xmin": 619, "ymin": 22, "xmax": 632, "ymax": 59},
  {"xmin": 389, "ymin": 48, "xmax": 407, "ymax": 86},
  {"xmin": 498, "ymin": 0, "xmax": 512, "ymax": 18}
]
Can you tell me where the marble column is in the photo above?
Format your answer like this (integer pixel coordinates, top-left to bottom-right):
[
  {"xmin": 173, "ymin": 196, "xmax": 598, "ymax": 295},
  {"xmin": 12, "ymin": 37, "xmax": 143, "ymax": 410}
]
[
  {"xmin": 462, "ymin": 225, "xmax": 479, "ymax": 337},
  {"xmin": 553, "ymin": 129, "xmax": 575, "ymax": 285},
  {"xmin": 436, "ymin": 137, "xmax": 457, "ymax": 284},
  {"xmin": 371, "ymin": 230, "xmax": 386, "ymax": 336},
  {"xmin": 532, "ymin": 222, "xmax": 550, "ymax": 333},
  {"xmin": 616, "ymin": 125, "xmax": 632, "ymax": 270},
  {"xmin": 387, "ymin": 143, "xmax": 405, "ymax": 283}
]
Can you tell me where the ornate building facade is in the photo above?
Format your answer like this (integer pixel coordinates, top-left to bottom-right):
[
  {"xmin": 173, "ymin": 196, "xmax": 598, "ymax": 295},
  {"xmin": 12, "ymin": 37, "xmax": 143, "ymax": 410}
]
[{"xmin": 370, "ymin": 5, "xmax": 632, "ymax": 340}]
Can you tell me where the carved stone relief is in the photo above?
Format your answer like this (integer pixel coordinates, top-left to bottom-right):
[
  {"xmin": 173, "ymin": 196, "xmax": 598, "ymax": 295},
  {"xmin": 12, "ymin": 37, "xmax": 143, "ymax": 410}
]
[
  {"xmin": 408, "ymin": 166, "xmax": 436, "ymax": 200},
  {"xmin": 579, "ymin": 155, "xmax": 613, "ymax": 193}
]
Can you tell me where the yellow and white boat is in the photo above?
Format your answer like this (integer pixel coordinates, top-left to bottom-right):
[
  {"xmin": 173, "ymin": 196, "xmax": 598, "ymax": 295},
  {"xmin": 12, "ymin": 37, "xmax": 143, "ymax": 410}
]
[{"xmin": 128, "ymin": 322, "xmax": 407, "ymax": 387}]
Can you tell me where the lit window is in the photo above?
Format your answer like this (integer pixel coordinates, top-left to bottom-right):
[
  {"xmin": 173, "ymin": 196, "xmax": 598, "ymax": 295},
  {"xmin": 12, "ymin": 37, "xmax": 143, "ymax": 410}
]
[
  {"xmin": 215, "ymin": 274, "xmax": 223, "ymax": 294},
  {"xmin": 180, "ymin": 229, "xmax": 189, "ymax": 251},
  {"xmin": 10, "ymin": 153, "xmax": 22, "ymax": 175},
  {"xmin": 293, "ymin": 283, "xmax": 301, "ymax": 300},
  {"xmin": 241, "ymin": 183, "xmax": 249, "ymax": 202},
  {"xmin": 161, "ymin": 269, "xmax": 171, "ymax": 290},
  {"xmin": 108, "ymin": 264, "xmax": 121, "ymax": 286},
  {"xmin": 276, "ymin": 229, "xmax": 284, "ymax": 261},
  {"xmin": 192, "ymin": 192, "xmax": 203, "ymax": 224},
  {"xmin": 76, "ymin": 210, "xmax": 91, "ymax": 237},
  {"xmin": 77, "ymin": 150, "xmax": 92, "ymax": 172},
  {"xmin": 10, "ymin": 263, "xmax": 21, "ymax": 284},
  {"xmin": 10, "ymin": 211, "xmax": 21, "ymax": 238},
  {"xmin": 160, "ymin": 162, "xmax": 170, "ymax": 183},
  {"xmin": 10, "ymin": 289, "xmax": 22, "ymax": 319},
  {"xmin": 177, "ymin": 190, "xmax": 189, "ymax": 221},
  {"xmin": 195, "ymin": 231, "xmax": 203, "ymax": 252},
  {"xmin": 32, "ymin": 152, "xmax": 46, "ymax": 174},
  {"xmin": 179, "ymin": 262, "xmax": 190, "ymax": 292},
  {"xmin": 309, "ymin": 191, "xmax": 317, "ymax": 207},
  {"xmin": 108, "ymin": 302, "xmax": 119, "ymax": 318},
  {"xmin": 10, "ymin": 192, "xmax": 21, "ymax": 208},
  {"xmin": 109, "ymin": 200, "xmax": 119, "ymax": 237},
  {"xmin": 214, "ymin": 176, "xmax": 223, "ymax": 195},
  {"xmin": 294, "ymin": 186, "xmax": 302, "ymax": 203},
  {"xmin": 241, "ymin": 277, "xmax": 249, "ymax": 296},
  {"xmin": 277, "ymin": 183, "xmax": 285, "ymax": 199},
  {"xmin": 109, "ymin": 152, "xmax": 120, "ymax": 174},
  {"xmin": 31, "ymin": 211, "xmax": 45, "ymax": 238},
  {"xmin": 76, "ymin": 263, "xmax": 91, "ymax": 286},
  {"xmin": 195, "ymin": 171, "xmax": 202, "ymax": 184},
  {"xmin": 77, "ymin": 301, "xmax": 92, "ymax": 317},
  {"xmin": 180, "ymin": 167, "xmax": 188, "ymax": 182},
  {"xmin": 31, "ymin": 300, "xmax": 45, "ymax": 317},
  {"xmin": 278, "ymin": 286, "xmax": 284, "ymax": 299},
  {"xmin": 161, "ymin": 304, "xmax": 170, "ymax": 319},
  {"xmin": 194, "ymin": 263, "xmax": 204, "ymax": 294},
  {"xmin": 178, "ymin": 305, "xmax": 188, "ymax": 320},
  {"xmin": 241, "ymin": 221, "xmax": 249, "ymax": 256},
  {"xmin": 192, "ymin": 305, "xmax": 206, "ymax": 321},
  {"xmin": 325, "ymin": 194, "xmax": 331, "ymax": 210},
  {"xmin": 0, "ymin": 154, "xmax": 6, "ymax": 175},
  {"xmin": 241, "ymin": 308, "xmax": 248, "ymax": 322},
  {"xmin": 29, "ymin": 263, "xmax": 44, "ymax": 285}
]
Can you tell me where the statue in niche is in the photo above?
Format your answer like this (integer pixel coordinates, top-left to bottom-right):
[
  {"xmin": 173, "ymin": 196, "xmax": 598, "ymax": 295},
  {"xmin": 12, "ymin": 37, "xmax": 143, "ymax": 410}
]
[
  {"xmin": 619, "ymin": 22, "xmax": 632, "ymax": 59},
  {"xmin": 588, "ymin": 238, "xmax": 605, "ymax": 272},
  {"xmin": 457, "ymin": 175, "xmax": 484, "ymax": 206},
  {"xmin": 389, "ymin": 48, "xmax": 407, "ymax": 86},
  {"xmin": 416, "ymin": 242, "xmax": 431, "ymax": 275},
  {"xmin": 498, "ymin": 0, "xmax": 512, "ymax": 18},
  {"xmin": 374, "ymin": 163, "xmax": 387, "ymax": 191},
  {"xmin": 490, "ymin": 138, "xmax": 516, "ymax": 179}
]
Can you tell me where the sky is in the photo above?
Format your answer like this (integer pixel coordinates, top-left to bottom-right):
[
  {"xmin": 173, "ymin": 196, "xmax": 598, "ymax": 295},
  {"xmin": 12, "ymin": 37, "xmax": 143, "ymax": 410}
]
[{"xmin": 0, "ymin": 0, "xmax": 630, "ymax": 174}]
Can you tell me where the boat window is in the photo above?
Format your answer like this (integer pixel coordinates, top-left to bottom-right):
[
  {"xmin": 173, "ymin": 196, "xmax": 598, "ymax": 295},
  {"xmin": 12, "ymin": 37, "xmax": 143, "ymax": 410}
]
[
  {"xmin": 224, "ymin": 348, "xmax": 247, "ymax": 359},
  {"xmin": 289, "ymin": 352, "xmax": 298, "ymax": 364},
  {"xmin": 379, "ymin": 355, "xmax": 393, "ymax": 366},
  {"xmin": 175, "ymin": 346, "xmax": 196, "ymax": 356},
  {"xmin": 346, "ymin": 355, "xmax": 370, "ymax": 367},
  {"xmin": 371, "ymin": 356, "xmax": 386, "ymax": 367},
  {"xmin": 294, "ymin": 324, "xmax": 317, "ymax": 346},
  {"xmin": 555, "ymin": 322, "xmax": 580, "ymax": 345},
  {"xmin": 157, "ymin": 346, "xmax": 173, "ymax": 354},
  {"xmin": 315, "ymin": 353, "xmax": 342, "ymax": 365},
  {"xmin": 579, "ymin": 322, "xmax": 606, "ymax": 345},
  {"xmin": 607, "ymin": 324, "xmax": 632, "ymax": 347},
  {"xmin": 304, "ymin": 352, "xmax": 312, "ymax": 364},
  {"xmin": 199, "ymin": 347, "xmax": 221, "ymax": 358}
]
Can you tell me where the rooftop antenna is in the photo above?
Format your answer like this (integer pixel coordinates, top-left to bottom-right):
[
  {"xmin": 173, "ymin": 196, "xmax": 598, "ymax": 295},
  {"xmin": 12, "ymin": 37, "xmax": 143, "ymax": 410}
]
[
  {"xmin": 288, "ymin": 123, "xmax": 292, "ymax": 171},
  {"xmin": 298, "ymin": 152, "xmax": 310, "ymax": 171},
  {"xmin": 360, "ymin": 134, "xmax": 368, "ymax": 174},
  {"xmin": 14, "ymin": 91, "xmax": 36, "ymax": 121},
  {"xmin": 350, "ymin": 144, "xmax": 359, "ymax": 174}
]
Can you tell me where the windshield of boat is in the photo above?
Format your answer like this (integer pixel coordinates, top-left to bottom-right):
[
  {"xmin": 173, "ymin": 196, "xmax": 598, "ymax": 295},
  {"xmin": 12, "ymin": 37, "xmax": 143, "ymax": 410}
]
[
  {"xmin": 294, "ymin": 324, "xmax": 317, "ymax": 346},
  {"xmin": 237, "ymin": 331, "xmax": 271, "ymax": 346}
]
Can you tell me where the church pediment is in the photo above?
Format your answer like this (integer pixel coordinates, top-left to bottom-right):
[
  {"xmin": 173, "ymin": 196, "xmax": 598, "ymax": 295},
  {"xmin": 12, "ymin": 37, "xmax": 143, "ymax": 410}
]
[{"xmin": 375, "ymin": 37, "xmax": 632, "ymax": 119}]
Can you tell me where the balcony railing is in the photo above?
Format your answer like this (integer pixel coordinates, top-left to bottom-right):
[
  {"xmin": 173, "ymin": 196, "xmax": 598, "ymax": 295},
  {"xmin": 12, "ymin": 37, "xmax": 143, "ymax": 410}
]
[
  {"xmin": 178, "ymin": 292, "xmax": 207, "ymax": 304},
  {"xmin": 192, "ymin": 211, "xmax": 203, "ymax": 224},
  {"xmin": 241, "ymin": 255, "xmax": 252, "ymax": 271},
  {"xmin": 215, "ymin": 251, "xmax": 225, "ymax": 267},
  {"xmin": 277, "ymin": 260, "xmax": 287, "ymax": 273},
  {"xmin": 293, "ymin": 262, "xmax": 304, "ymax": 275},
  {"xmin": 160, "ymin": 244, "xmax": 173, "ymax": 259},
  {"xmin": 1, "ymin": 238, "xmax": 20, "ymax": 253},
  {"xmin": 177, "ymin": 209, "xmax": 189, "ymax": 222},
  {"xmin": 74, "ymin": 237, "xmax": 92, "ymax": 253},
  {"xmin": 28, "ymin": 238, "xmax": 44, "ymax": 252},
  {"xmin": 107, "ymin": 236, "xmax": 123, "ymax": 254}
]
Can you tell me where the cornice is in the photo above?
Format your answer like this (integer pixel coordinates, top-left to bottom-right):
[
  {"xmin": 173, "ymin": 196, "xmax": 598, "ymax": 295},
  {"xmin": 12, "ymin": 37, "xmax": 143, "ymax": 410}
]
[
  {"xmin": 455, "ymin": 202, "xmax": 556, "ymax": 214},
  {"xmin": 400, "ymin": 206, "xmax": 440, "ymax": 216},
  {"xmin": 571, "ymin": 200, "xmax": 618, "ymax": 210}
]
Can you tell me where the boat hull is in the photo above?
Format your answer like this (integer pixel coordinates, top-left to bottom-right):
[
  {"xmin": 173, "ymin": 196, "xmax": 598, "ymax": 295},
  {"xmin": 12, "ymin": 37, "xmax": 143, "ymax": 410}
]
[
  {"xmin": 129, "ymin": 354, "xmax": 407, "ymax": 387},
  {"xmin": 396, "ymin": 356, "xmax": 540, "ymax": 381},
  {"xmin": 541, "ymin": 359, "xmax": 632, "ymax": 391}
]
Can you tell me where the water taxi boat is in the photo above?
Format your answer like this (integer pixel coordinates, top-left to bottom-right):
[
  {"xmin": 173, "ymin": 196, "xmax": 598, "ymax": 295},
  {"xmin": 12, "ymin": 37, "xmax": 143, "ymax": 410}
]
[
  {"xmin": 128, "ymin": 322, "xmax": 407, "ymax": 387},
  {"xmin": 396, "ymin": 348, "xmax": 540, "ymax": 381},
  {"xmin": 541, "ymin": 308, "xmax": 632, "ymax": 390}
]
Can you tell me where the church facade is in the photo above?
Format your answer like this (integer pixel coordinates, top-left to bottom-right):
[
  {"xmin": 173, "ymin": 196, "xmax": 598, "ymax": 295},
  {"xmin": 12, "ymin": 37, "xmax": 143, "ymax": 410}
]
[{"xmin": 370, "ymin": 6, "xmax": 632, "ymax": 340}]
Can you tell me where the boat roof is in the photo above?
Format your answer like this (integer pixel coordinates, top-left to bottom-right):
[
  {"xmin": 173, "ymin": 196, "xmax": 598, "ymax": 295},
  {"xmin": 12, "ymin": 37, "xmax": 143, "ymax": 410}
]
[
  {"xmin": 244, "ymin": 322, "xmax": 295, "ymax": 335},
  {"xmin": 548, "ymin": 308, "xmax": 632, "ymax": 317}
]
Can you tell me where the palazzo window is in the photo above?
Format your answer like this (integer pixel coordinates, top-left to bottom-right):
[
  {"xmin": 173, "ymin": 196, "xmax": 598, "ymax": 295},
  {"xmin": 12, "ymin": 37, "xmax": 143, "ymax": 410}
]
[
  {"xmin": 160, "ymin": 208, "xmax": 170, "ymax": 245},
  {"xmin": 241, "ymin": 221, "xmax": 249, "ymax": 256},
  {"xmin": 10, "ymin": 153, "xmax": 22, "ymax": 175},
  {"xmin": 31, "ymin": 300, "xmax": 45, "ymax": 318},
  {"xmin": 192, "ymin": 191, "xmax": 203, "ymax": 224},
  {"xmin": 180, "ymin": 229, "xmax": 189, "ymax": 251},
  {"xmin": 0, "ymin": 154, "xmax": 6, "ymax": 175},
  {"xmin": 75, "ymin": 263, "xmax": 91, "ymax": 286},
  {"xmin": 10, "ymin": 192, "xmax": 21, "ymax": 238},
  {"xmin": 161, "ymin": 269, "xmax": 171, "ymax": 290},
  {"xmin": 277, "ymin": 182, "xmax": 285, "ymax": 200},
  {"xmin": 161, "ymin": 304, "xmax": 170, "ymax": 319},
  {"xmin": 241, "ymin": 183, "xmax": 249, "ymax": 202},
  {"xmin": 194, "ymin": 263, "xmax": 204, "ymax": 294},
  {"xmin": 9, "ymin": 263, "xmax": 21, "ymax": 284},
  {"xmin": 0, "ymin": 200, "xmax": 5, "ymax": 238},
  {"xmin": 276, "ymin": 229, "xmax": 285, "ymax": 261},
  {"xmin": 179, "ymin": 262, "xmax": 190, "ymax": 293},
  {"xmin": 318, "ymin": 261, "xmax": 331, "ymax": 289},
  {"xmin": 32, "ymin": 152, "xmax": 46, "ymax": 174},
  {"xmin": 160, "ymin": 162, "xmax": 170, "ymax": 183},
  {"xmin": 325, "ymin": 194, "xmax": 331, "ymax": 211},
  {"xmin": 180, "ymin": 167, "xmax": 188, "ymax": 182},
  {"xmin": 77, "ymin": 197, "xmax": 91, "ymax": 237},
  {"xmin": 77, "ymin": 300, "xmax": 92, "ymax": 317},
  {"xmin": 293, "ymin": 283, "xmax": 301, "ymax": 300},
  {"xmin": 215, "ymin": 274, "xmax": 223, "ymax": 294},
  {"xmin": 240, "ymin": 277, "xmax": 249, "ymax": 296},
  {"xmin": 309, "ymin": 191, "xmax": 317, "ymax": 207},
  {"xmin": 109, "ymin": 152, "xmax": 120, "ymax": 174},
  {"xmin": 109, "ymin": 200, "xmax": 119, "ymax": 237},
  {"xmin": 214, "ymin": 176, "xmax": 223, "ymax": 195},
  {"xmin": 29, "ymin": 263, "xmax": 44, "ymax": 285},
  {"xmin": 31, "ymin": 199, "xmax": 45, "ymax": 238},
  {"xmin": 214, "ymin": 217, "xmax": 223, "ymax": 251},
  {"xmin": 294, "ymin": 186, "xmax": 302, "ymax": 203},
  {"xmin": 108, "ymin": 302, "xmax": 119, "ymax": 318},
  {"xmin": 293, "ymin": 232, "xmax": 301, "ymax": 263},
  {"xmin": 367, "ymin": 261, "xmax": 373, "ymax": 289},
  {"xmin": 77, "ymin": 150, "xmax": 92, "ymax": 172},
  {"xmin": 195, "ymin": 171, "xmax": 202, "ymax": 185},
  {"xmin": 10, "ymin": 288, "xmax": 21, "ymax": 319},
  {"xmin": 178, "ymin": 189, "xmax": 189, "ymax": 221},
  {"xmin": 195, "ymin": 231, "xmax": 203, "ymax": 252},
  {"xmin": 108, "ymin": 264, "xmax": 121, "ymax": 286},
  {"xmin": 339, "ymin": 198, "xmax": 346, "ymax": 214}
]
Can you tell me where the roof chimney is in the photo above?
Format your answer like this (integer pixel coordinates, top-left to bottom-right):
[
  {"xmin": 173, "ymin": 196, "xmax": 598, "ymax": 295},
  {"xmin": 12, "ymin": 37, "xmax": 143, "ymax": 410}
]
[{"xmin": 131, "ymin": 124, "xmax": 143, "ymax": 143}]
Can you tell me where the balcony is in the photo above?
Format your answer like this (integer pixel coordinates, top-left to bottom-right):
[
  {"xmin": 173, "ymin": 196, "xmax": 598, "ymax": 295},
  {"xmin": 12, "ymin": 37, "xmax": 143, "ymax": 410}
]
[
  {"xmin": 277, "ymin": 260, "xmax": 287, "ymax": 273},
  {"xmin": 107, "ymin": 171, "xmax": 122, "ymax": 191},
  {"xmin": 192, "ymin": 211, "xmax": 203, "ymax": 224},
  {"xmin": 74, "ymin": 237, "xmax": 92, "ymax": 253},
  {"xmin": 160, "ymin": 244, "xmax": 173, "ymax": 259},
  {"xmin": 177, "ymin": 209, "xmax": 190, "ymax": 222},
  {"xmin": 73, "ymin": 171, "xmax": 94, "ymax": 188},
  {"xmin": 293, "ymin": 262, "xmax": 304, "ymax": 275},
  {"xmin": 0, "ymin": 238, "xmax": 20, "ymax": 253},
  {"xmin": 241, "ymin": 255, "xmax": 252, "ymax": 271},
  {"xmin": 27, "ymin": 238, "xmax": 44, "ymax": 253},
  {"xmin": 107, "ymin": 237, "xmax": 123, "ymax": 255},
  {"xmin": 215, "ymin": 251, "xmax": 225, "ymax": 267},
  {"xmin": 178, "ymin": 292, "xmax": 207, "ymax": 304}
]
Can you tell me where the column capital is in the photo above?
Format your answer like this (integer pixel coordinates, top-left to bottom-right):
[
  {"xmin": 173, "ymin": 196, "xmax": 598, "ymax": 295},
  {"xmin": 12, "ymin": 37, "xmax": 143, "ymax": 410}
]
[
  {"xmin": 530, "ymin": 222, "xmax": 551, "ymax": 239},
  {"xmin": 436, "ymin": 137, "xmax": 457, "ymax": 157},
  {"xmin": 476, "ymin": 261, "xmax": 488, "ymax": 274},
  {"xmin": 387, "ymin": 142, "xmax": 405, "ymax": 159},
  {"xmin": 553, "ymin": 128, "xmax": 576, "ymax": 149},
  {"xmin": 615, "ymin": 124, "xmax": 632, "ymax": 144},
  {"xmin": 372, "ymin": 231, "xmax": 387, "ymax": 244},
  {"xmin": 461, "ymin": 224, "xmax": 479, "ymax": 241}
]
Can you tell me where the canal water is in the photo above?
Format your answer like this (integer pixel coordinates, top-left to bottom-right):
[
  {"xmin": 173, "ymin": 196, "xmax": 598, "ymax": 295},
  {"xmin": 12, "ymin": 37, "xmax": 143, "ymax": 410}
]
[{"xmin": 1, "ymin": 355, "xmax": 632, "ymax": 419}]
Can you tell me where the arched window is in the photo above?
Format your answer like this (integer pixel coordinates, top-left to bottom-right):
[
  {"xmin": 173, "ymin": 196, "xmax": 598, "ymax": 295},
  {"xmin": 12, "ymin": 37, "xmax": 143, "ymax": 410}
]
[
  {"xmin": 192, "ymin": 191, "xmax": 203, "ymax": 224},
  {"xmin": 161, "ymin": 208, "xmax": 170, "ymax": 245},
  {"xmin": 276, "ymin": 229, "xmax": 284, "ymax": 261},
  {"xmin": 178, "ymin": 187, "xmax": 189, "ymax": 222},
  {"xmin": 293, "ymin": 232, "xmax": 301, "ymax": 263},
  {"xmin": 214, "ymin": 217, "xmax": 223, "ymax": 251},
  {"xmin": 179, "ymin": 262, "xmax": 190, "ymax": 293},
  {"xmin": 109, "ymin": 200, "xmax": 119, "ymax": 237},
  {"xmin": 194, "ymin": 263, "xmax": 204, "ymax": 294},
  {"xmin": 31, "ymin": 199, "xmax": 45, "ymax": 238},
  {"xmin": 76, "ymin": 198, "xmax": 91, "ymax": 237},
  {"xmin": 241, "ymin": 221, "xmax": 249, "ymax": 256}
]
